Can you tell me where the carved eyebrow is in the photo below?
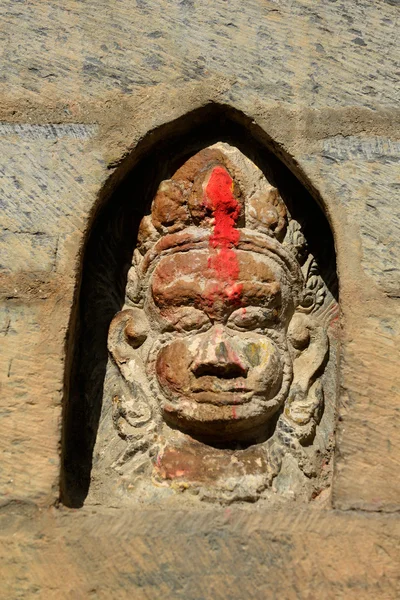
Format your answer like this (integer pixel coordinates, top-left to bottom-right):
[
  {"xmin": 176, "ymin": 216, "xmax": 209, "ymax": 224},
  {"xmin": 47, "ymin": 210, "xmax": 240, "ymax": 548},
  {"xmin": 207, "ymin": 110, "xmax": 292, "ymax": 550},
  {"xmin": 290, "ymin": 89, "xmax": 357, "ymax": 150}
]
[
  {"xmin": 237, "ymin": 282, "xmax": 282, "ymax": 307},
  {"xmin": 152, "ymin": 281, "xmax": 282, "ymax": 310},
  {"xmin": 152, "ymin": 281, "xmax": 204, "ymax": 308}
]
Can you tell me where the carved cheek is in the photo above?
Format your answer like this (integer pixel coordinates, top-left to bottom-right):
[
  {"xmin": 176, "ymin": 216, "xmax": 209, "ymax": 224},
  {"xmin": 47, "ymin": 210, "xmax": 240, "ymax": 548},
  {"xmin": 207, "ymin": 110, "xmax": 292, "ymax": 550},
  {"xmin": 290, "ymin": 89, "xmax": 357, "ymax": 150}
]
[
  {"xmin": 156, "ymin": 339, "xmax": 193, "ymax": 397},
  {"xmin": 243, "ymin": 338, "xmax": 284, "ymax": 398}
]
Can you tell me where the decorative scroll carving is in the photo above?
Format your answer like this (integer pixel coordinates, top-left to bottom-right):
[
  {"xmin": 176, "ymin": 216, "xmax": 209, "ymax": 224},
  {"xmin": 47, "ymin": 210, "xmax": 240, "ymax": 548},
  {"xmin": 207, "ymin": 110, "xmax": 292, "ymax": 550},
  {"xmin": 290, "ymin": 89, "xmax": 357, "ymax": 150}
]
[{"xmin": 89, "ymin": 143, "xmax": 338, "ymax": 505}]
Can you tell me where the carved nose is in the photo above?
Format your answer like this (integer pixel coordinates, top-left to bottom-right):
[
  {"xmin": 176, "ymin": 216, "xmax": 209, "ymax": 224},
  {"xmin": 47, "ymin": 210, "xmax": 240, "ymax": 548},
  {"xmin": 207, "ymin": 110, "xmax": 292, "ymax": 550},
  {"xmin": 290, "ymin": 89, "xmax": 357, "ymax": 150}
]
[{"xmin": 191, "ymin": 327, "xmax": 248, "ymax": 379}]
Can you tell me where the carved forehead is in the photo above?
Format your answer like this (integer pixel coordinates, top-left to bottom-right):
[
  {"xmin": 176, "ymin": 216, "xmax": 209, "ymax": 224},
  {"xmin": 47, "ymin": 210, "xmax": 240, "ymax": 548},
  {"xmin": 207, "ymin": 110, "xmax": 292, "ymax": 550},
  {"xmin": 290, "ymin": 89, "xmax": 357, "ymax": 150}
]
[
  {"xmin": 150, "ymin": 249, "xmax": 295, "ymax": 314},
  {"xmin": 151, "ymin": 249, "xmax": 283, "ymax": 285}
]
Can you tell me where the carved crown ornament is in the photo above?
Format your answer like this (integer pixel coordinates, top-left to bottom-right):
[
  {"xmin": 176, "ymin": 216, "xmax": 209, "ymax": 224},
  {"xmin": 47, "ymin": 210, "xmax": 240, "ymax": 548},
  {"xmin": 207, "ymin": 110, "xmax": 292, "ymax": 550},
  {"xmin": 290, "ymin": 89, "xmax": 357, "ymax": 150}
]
[{"xmin": 89, "ymin": 143, "xmax": 338, "ymax": 506}]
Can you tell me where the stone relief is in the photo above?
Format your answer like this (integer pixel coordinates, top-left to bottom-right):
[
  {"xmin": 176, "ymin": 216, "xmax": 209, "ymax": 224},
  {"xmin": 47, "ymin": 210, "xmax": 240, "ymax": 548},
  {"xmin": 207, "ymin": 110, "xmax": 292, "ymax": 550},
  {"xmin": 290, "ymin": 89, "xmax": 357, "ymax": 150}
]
[{"xmin": 89, "ymin": 143, "xmax": 338, "ymax": 505}]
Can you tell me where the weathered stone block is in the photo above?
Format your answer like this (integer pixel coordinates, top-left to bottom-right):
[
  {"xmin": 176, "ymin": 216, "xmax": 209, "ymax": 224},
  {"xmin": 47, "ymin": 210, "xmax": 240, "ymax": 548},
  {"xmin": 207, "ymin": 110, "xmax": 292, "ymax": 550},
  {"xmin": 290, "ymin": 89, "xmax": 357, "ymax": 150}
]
[{"xmin": 0, "ymin": 0, "xmax": 399, "ymax": 596}]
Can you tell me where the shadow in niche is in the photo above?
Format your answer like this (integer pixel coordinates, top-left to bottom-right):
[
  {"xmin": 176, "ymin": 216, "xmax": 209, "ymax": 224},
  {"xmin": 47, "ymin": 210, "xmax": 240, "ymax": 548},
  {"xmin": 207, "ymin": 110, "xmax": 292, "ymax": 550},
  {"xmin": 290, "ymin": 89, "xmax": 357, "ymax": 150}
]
[{"xmin": 60, "ymin": 103, "xmax": 338, "ymax": 508}]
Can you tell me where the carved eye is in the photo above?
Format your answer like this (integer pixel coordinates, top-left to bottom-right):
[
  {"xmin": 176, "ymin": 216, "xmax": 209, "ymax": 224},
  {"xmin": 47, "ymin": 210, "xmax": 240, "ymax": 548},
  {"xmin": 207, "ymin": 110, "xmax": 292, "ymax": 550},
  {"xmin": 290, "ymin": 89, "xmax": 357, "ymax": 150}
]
[
  {"xmin": 169, "ymin": 307, "xmax": 211, "ymax": 332},
  {"xmin": 228, "ymin": 307, "xmax": 277, "ymax": 331}
]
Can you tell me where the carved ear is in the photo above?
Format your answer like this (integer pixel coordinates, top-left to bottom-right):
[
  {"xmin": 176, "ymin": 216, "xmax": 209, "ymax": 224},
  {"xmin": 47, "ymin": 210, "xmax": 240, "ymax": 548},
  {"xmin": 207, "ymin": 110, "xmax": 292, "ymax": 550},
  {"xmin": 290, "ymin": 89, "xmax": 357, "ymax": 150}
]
[
  {"xmin": 285, "ymin": 311, "xmax": 329, "ymax": 443},
  {"xmin": 272, "ymin": 311, "xmax": 328, "ymax": 478},
  {"xmin": 105, "ymin": 307, "xmax": 156, "ymax": 473},
  {"xmin": 108, "ymin": 307, "xmax": 149, "ymax": 366}
]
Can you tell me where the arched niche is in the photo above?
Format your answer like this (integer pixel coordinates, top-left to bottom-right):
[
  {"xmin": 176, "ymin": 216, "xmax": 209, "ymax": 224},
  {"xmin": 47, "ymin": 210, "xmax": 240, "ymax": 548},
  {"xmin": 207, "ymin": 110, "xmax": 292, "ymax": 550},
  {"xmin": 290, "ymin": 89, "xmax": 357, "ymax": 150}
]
[{"xmin": 61, "ymin": 103, "xmax": 338, "ymax": 508}]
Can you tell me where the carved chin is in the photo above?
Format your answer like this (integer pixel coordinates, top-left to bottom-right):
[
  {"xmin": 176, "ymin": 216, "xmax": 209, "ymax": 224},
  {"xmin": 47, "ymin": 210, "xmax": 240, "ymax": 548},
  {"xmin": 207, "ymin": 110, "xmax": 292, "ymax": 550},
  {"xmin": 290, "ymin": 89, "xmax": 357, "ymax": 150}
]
[{"xmin": 161, "ymin": 397, "xmax": 287, "ymax": 441}]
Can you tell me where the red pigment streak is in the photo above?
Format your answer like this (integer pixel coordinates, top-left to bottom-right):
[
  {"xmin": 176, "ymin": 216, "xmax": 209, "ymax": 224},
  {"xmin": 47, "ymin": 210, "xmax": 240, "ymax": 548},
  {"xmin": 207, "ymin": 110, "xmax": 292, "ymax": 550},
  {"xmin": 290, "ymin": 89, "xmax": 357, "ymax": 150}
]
[
  {"xmin": 204, "ymin": 166, "xmax": 242, "ymax": 308},
  {"xmin": 329, "ymin": 315, "xmax": 339, "ymax": 328}
]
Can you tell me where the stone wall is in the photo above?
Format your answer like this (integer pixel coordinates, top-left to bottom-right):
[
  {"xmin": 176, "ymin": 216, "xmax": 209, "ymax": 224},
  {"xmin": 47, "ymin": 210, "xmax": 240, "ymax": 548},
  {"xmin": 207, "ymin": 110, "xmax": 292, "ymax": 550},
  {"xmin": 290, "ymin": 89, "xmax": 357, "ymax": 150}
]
[{"xmin": 0, "ymin": 0, "xmax": 399, "ymax": 597}]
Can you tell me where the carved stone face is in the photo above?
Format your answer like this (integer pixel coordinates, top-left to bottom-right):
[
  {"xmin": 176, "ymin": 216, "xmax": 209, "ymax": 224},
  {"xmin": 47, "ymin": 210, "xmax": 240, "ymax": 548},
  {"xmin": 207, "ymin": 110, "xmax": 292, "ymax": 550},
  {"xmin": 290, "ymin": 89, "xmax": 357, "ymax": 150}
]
[
  {"xmin": 147, "ymin": 245, "xmax": 295, "ymax": 440},
  {"xmin": 96, "ymin": 142, "xmax": 336, "ymax": 505}
]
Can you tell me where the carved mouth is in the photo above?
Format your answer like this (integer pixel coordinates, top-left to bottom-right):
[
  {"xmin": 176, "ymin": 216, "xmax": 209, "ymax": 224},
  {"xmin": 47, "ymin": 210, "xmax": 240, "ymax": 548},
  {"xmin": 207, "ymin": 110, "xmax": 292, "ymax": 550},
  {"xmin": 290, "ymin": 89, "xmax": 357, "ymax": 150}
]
[
  {"xmin": 190, "ymin": 390, "xmax": 253, "ymax": 405},
  {"xmin": 191, "ymin": 376, "xmax": 250, "ymax": 393}
]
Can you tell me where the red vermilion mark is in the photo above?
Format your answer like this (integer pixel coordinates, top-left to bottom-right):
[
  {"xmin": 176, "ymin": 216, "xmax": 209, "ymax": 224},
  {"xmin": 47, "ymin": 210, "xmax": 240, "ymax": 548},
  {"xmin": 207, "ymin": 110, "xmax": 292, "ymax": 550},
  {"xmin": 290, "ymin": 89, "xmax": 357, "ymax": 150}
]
[
  {"xmin": 203, "ymin": 166, "xmax": 242, "ymax": 308},
  {"xmin": 329, "ymin": 315, "xmax": 339, "ymax": 327}
]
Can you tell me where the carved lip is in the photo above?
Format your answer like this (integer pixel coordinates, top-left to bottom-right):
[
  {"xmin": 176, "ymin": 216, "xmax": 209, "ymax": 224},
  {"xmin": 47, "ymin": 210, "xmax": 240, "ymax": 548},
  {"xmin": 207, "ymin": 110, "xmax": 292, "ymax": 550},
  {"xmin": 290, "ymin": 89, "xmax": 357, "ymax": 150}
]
[
  {"xmin": 191, "ymin": 377, "xmax": 250, "ymax": 392},
  {"xmin": 190, "ymin": 390, "xmax": 253, "ymax": 405}
]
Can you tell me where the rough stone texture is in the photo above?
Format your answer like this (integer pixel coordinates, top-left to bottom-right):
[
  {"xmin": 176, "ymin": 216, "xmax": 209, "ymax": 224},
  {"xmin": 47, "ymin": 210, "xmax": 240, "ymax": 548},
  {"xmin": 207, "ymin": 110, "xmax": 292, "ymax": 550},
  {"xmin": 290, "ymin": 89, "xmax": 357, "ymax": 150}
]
[
  {"xmin": 1, "ymin": 505, "xmax": 400, "ymax": 600},
  {"xmin": 0, "ymin": 131, "xmax": 105, "ymax": 506},
  {"xmin": 0, "ymin": 0, "xmax": 399, "ymax": 597},
  {"xmin": 295, "ymin": 141, "xmax": 400, "ymax": 511}
]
